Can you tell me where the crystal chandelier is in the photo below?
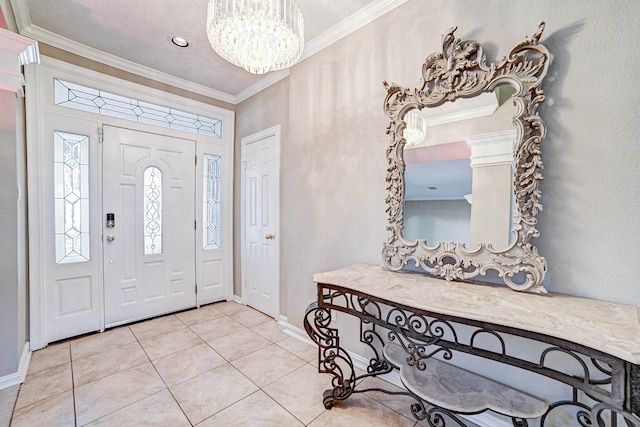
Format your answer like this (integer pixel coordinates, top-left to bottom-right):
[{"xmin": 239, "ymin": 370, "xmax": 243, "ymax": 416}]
[
  {"xmin": 206, "ymin": 0, "xmax": 304, "ymax": 75},
  {"xmin": 403, "ymin": 111, "xmax": 427, "ymax": 146}
]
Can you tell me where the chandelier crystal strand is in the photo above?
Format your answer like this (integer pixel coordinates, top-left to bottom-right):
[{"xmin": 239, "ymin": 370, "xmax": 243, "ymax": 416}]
[
  {"xmin": 403, "ymin": 111, "xmax": 427, "ymax": 146},
  {"xmin": 207, "ymin": 0, "xmax": 304, "ymax": 75}
]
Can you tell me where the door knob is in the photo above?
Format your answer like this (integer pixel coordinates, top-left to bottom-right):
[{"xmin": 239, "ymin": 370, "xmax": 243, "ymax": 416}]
[
  {"xmin": 106, "ymin": 234, "xmax": 115, "ymax": 242},
  {"xmin": 265, "ymin": 234, "xmax": 275, "ymax": 240}
]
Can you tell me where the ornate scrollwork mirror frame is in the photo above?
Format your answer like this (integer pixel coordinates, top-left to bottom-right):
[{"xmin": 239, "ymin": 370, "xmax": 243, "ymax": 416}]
[{"xmin": 382, "ymin": 23, "xmax": 550, "ymax": 293}]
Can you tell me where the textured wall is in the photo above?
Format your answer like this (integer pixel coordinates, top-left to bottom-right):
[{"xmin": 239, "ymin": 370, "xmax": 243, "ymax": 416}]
[
  {"xmin": 0, "ymin": 89, "xmax": 20, "ymax": 376},
  {"xmin": 250, "ymin": 0, "xmax": 640, "ymax": 408},
  {"xmin": 235, "ymin": 2, "xmax": 640, "ymax": 407},
  {"xmin": 235, "ymin": 78, "xmax": 289, "ymax": 311},
  {"xmin": 278, "ymin": 0, "xmax": 640, "ymax": 326}
]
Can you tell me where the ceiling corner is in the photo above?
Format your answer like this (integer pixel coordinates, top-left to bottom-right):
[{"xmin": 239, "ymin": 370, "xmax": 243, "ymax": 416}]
[{"xmin": 7, "ymin": 0, "xmax": 31, "ymax": 33}]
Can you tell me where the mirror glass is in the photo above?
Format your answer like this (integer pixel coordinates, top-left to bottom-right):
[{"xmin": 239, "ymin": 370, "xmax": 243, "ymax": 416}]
[
  {"xmin": 381, "ymin": 22, "xmax": 550, "ymax": 292},
  {"xmin": 402, "ymin": 85, "xmax": 517, "ymax": 251}
]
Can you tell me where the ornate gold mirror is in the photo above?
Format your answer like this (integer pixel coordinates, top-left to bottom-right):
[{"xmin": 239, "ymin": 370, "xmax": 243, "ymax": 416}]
[{"xmin": 382, "ymin": 23, "xmax": 550, "ymax": 292}]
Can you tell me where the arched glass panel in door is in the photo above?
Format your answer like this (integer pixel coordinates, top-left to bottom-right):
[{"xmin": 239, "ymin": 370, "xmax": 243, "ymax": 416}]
[{"xmin": 143, "ymin": 166, "xmax": 163, "ymax": 255}]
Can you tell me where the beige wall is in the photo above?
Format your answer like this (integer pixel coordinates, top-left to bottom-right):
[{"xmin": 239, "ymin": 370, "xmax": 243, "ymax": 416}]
[
  {"xmin": 0, "ymin": 89, "xmax": 27, "ymax": 377},
  {"xmin": 268, "ymin": 0, "xmax": 640, "ymax": 328},
  {"xmin": 39, "ymin": 44, "xmax": 236, "ymax": 112},
  {"xmin": 234, "ymin": 1, "xmax": 640, "ymax": 391},
  {"xmin": 234, "ymin": 78, "xmax": 290, "ymax": 310}
]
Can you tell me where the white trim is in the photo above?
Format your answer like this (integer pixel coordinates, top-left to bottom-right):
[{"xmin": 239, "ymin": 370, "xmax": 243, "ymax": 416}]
[
  {"xmin": 0, "ymin": 0, "xmax": 18, "ymax": 32},
  {"xmin": 18, "ymin": 341, "xmax": 30, "ymax": 382},
  {"xmin": 237, "ymin": 0, "xmax": 410, "ymax": 102},
  {"xmin": 234, "ymin": 69, "xmax": 289, "ymax": 104},
  {"xmin": 240, "ymin": 125, "xmax": 281, "ymax": 319},
  {"xmin": 24, "ymin": 63, "xmax": 45, "ymax": 349},
  {"xmin": 232, "ymin": 294, "xmax": 243, "ymax": 305},
  {"xmin": 465, "ymin": 129, "xmax": 517, "ymax": 168},
  {"xmin": 0, "ymin": 26, "xmax": 39, "ymax": 94},
  {"xmin": 8, "ymin": 0, "xmax": 30, "ymax": 33},
  {"xmin": 300, "ymin": 0, "xmax": 409, "ymax": 63},
  {"xmin": 0, "ymin": 341, "xmax": 30, "ymax": 390},
  {"xmin": 26, "ymin": 58, "xmax": 235, "ymax": 349},
  {"xmin": 11, "ymin": 0, "xmax": 408, "ymax": 104},
  {"xmin": 279, "ymin": 317, "xmax": 514, "ymax": 427},
  {"xmin": 425, "ymin": 104, "xmax": 499, "ymax": 127},
  {"xmin": 16, "ymin": 23, "xmax": 235, "ymax": 104}
]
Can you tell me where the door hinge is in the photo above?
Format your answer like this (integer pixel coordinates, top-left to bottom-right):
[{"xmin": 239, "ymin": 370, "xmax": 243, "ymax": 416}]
[
  {"xmin": 194, "ymin": 219, "xmax": 197, "ymax": 230},
  {"xmin": 98, "ymin": 127, "xmax": 103, "ymax": 143},
  {"xmin": 195, "ymin": 283, "xmax": 198, "ymax": 296},
  {"xmin": 195, "ymin": 155, "xmax": 197, "ymax": 165}
]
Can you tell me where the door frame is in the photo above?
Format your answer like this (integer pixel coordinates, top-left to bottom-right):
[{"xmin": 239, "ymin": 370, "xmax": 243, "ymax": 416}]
[
  {"xmin": 25, "ymin": 57, "xmax": 235, "ymax": 349},
  {"xmin": 240, "ymin": 125, "xmax": 281, "ymax": 318}
]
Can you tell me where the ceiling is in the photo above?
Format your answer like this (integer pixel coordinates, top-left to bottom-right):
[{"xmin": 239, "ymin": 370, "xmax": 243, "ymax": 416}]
[{"xmin": 4, "ymin": 0, "xmax": 408, "ymax": 103}]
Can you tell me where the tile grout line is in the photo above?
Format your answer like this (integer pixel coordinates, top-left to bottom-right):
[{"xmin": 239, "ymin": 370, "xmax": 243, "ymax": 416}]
[
  {"xmin": 75, "ymin": 325, "xmax": 169, "ymax": 426},
  {"xmin": 193, "ymin": 311, "xmax": 313, "ymax": 426},
  {"xmin": 20, "ymin": 303, "xmax": 375, "ymax": 426}
]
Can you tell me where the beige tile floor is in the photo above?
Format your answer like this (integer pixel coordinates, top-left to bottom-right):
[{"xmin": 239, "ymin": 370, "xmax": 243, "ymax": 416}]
[{"xmin": 3, "ymin": 301, "xmax": 428, "ymax": 427}]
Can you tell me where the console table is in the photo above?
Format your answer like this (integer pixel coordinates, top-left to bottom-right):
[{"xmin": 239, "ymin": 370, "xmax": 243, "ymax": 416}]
[{"xmin": 304, "ymin": 264, "xmax": 640, "ymax": 426}]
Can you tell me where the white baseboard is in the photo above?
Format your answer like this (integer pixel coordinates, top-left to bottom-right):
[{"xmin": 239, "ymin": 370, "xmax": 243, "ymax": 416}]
[
  {"xmin": 231, "ymin": 294, "xmax": 242, "ymax": 305},
  {"xmin": 0, "ymin": 341, "xmax": 31, "ymax": 391},
  {"xmin": 278, "ymin": 318, "xmax": 511, "ymax": 427}
]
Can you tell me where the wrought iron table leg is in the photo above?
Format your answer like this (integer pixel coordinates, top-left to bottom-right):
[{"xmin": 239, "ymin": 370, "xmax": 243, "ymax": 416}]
[{"xmin": 304, "ymin": 302, "xmax": 357, "ymax": 409}]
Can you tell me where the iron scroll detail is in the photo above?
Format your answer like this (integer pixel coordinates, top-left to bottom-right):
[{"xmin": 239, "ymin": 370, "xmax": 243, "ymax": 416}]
[{"xmin": 306, "ymin": 283, "xmax": 640, "ymax": 426}]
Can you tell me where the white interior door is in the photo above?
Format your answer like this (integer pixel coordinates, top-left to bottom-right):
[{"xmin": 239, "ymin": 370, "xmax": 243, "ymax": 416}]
[
  {"xmin": 103, "ymin": 126, "xmax": 196, "ymax": 326},
  {"xmin": 242, "ymin": 127, "xmax": 280, "ymax": 318}
]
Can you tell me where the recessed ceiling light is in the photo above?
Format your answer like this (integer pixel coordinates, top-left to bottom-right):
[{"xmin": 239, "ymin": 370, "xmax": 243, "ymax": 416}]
[{"xmin": 171, "ymin": 36, "xmax": 189, "ymax": 48}]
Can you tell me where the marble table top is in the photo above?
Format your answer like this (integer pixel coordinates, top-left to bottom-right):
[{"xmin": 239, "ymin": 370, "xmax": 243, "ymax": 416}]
[{"xmin": 313, "ymin": 264, "xmax": 640, "ymax": 364}]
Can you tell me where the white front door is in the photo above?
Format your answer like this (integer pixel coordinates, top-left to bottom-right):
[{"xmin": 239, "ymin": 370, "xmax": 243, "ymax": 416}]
[
  {"xmin": 242, "ymin": 127, "xmax": 280, "ymax": 318},
  {"xmin": 103, "ymin": 126, "xmax": 196, "ymax": 326}
]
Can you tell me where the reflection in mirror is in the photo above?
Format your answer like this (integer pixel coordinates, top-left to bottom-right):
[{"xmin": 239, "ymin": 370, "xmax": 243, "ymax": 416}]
[
  {"xmin": 382, "ymin": 23, "xmax": 550, "ymax": 292},
  {"xmin": 402, "ymin": 86, "xmax": 517, "ymax": 251}
]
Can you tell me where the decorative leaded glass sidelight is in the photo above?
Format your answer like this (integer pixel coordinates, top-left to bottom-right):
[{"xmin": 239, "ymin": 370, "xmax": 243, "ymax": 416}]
[
  {"xmin": 143, "ymin": 167, "xmax": 163, "ymax": 255},
  {"xmin": 54, "ymin": 131, "xmax": 90, "ymax": 264},
  {"xmin": 54, "ymin": 79, "xmax": 222, "ymax": 138},
  {"xmin": 203, "ymin": 154, "xmax": 221, "ymax": 249}
]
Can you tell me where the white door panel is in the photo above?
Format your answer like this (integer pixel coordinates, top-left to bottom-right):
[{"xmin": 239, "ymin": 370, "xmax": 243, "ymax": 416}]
[
  {"xmin": 103, "ymin": 126, "xmax": 196, "ymax": 326},
  {"xmin": 41, "ymin": 114, "xmax": 102, "ymax": 342},
  {"xmin": 196, "ymin": 143, "xmax": 229, "ymax": 304},
  {"xmin": 27, "ymin": 61, "xmax": 235, "ymax": 349},
  {"xmin": 242, "ymin": 128, "xmax": 279, "ymax": 318}
]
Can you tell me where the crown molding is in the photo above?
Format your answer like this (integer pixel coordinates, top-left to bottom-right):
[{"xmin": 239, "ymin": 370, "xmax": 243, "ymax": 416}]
[
  {"xmin": 232, "ymin": 0, "xmax": 409, "ymax": 102},
  {"xmin": 0, "ymin": 26, "xmax": 39, "ymax": 94},
  {"xmin": 234, "ymin": 69, "xmax": 289, "ymax": 104},
  {"xmin": 10, "ymin": 0, "xmax": 409, "ymax": 104},
  {"xmin": 0, "ymin": 0, "xmax": 18, "ymax": 32},
  {"xmin": 425, "ymin": 104, "xmax": 499, "ymax": 127},
  {"xmin": 11, "ymin": 0, "xmax": 236, "ymax": 105},
  {"xmin": 465, "ymin": 129, "xmax": 517, "ymax": 167},
  {"xmin": 300, "ymin": 0, "xmax": 409, "ymax": 62},
  {"xmin": 8, "ymin": 0, "xmax": 29, "ymax": 33}
]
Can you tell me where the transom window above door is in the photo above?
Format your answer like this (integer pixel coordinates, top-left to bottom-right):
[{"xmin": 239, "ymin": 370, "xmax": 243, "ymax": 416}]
[{"xmin": 53, "ymin": 78, "xmax": 223, "ymax": 138}]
